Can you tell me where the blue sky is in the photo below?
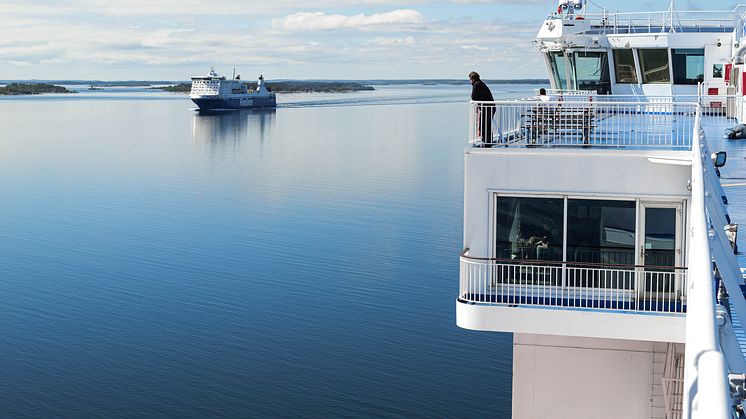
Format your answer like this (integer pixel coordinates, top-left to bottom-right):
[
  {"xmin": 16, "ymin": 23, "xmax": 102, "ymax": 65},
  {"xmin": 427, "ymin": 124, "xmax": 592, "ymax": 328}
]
[{"xmin": 0, "ymin": 0, "xmax": 739, "ymax": 80}]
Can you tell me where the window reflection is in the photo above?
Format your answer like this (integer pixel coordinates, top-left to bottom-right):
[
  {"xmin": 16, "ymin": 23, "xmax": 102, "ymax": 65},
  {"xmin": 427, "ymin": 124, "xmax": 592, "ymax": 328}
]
[
  {"xmin": 638, "ymin": 49, "xmax": 670, "ymax": 84},
  {"xmin": 495, "ymin": 197, "xmax": 564, "ymax": 262},
  {"xmin": 644, "ymin": 207, "xmax": 676, "ymax": 267},
  {"xmin": 569, "ymin": 51, "xmax": 611, "ymax": 94},
  {"xmin": 671, "ymin": 49, "xmax": 704, "ymax": 85},
  {"xmin": 566, "ymin": 199, "xmax": 636, "ymax": 266},
  {"xmin": 548, "ymin": 52, "xmax": 568, "ymax": 91},
  {"xmin": 613, "ymin": 49, "xmax": 638, "ymax": 84}
]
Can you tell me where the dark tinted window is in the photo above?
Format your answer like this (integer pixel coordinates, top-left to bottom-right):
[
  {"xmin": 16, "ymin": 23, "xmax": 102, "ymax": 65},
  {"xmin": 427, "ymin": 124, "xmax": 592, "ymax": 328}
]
[
  {"xmin": 613, "ymin": 49, "xmax": 638, "ymax": 84},
  {"xmin": 566, "ymin": 199, "xmax": 636, "ymax": 265},
  {"xmin": 495, "ymin": 197, "xmax": 564, "ymax": 262},
  {"xmin": 638, "ymin": 49, "xmax": 670, "ymax": 84},
  {"xmin": 671, "ymin": 48, "xmax": 704, "ymax": 85}
]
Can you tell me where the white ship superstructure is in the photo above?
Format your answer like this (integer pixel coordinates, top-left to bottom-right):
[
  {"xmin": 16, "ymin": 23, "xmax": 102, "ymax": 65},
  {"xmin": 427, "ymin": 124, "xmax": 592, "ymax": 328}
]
[
  {"xmin": 190, "ymin": 68, "xmax": 276, "ymax": 110},
  {"xmin": 458, "ymin": 3, "xmax": 746, "ymax": 418}
]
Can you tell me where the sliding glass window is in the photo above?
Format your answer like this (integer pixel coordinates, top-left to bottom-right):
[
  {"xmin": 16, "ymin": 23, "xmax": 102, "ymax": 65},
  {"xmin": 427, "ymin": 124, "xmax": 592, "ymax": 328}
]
[
  {"xmin": 566, "ymin": 199, "xmax": 636, "ymax": 265},
  {"xmin": 613, "ymin": 49, "xmax": 638, "ymax": 84},
  {"xmin": 638, "ymin": 49, "xmax": 670, "ymax": 84},
  {"xmin": 495, "ymin": 196, "xmax": 638, "ymax": 266},
  {"xmin": 495, "ymin": 197, "xmax": 564, "ymax": 262},
  {"xmin": 671, "ymin": 48, "xmax": 704, "ymax": 85}
]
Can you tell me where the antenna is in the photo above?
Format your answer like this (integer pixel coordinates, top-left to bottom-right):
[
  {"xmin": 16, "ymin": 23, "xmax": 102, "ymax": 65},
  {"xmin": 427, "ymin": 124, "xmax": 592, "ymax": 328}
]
[
  {"xmin": 232, "ymin": 64, "xmax": 236, "ymax": 80},
  {"xmin": 663, "ymin": 0, "xmax": 679, "ymax": 33}
]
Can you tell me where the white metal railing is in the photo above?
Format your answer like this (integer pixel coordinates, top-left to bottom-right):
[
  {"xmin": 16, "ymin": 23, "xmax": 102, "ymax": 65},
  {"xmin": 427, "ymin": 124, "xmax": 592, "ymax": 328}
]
[
  {"xmin": 469, "ymin": 99, "xmax": 698, "ymax": 148},
  {"xmin": 533, "ymin": 88, "xmax": 590, "ymax": 96},
  {"xmin": 570, "ymin": 9, "xmax": 738, "ymax": 34},
  {"xmin": 683, "ymin": 105, "xmax": 731, "ymax": 417},
  {"xmin": 547, "ymin": 94, "xmax": 742, "ymax": 118},
  {"xmin": 459, "ymin": 255, "xmax": 687, "ymax": 314}
]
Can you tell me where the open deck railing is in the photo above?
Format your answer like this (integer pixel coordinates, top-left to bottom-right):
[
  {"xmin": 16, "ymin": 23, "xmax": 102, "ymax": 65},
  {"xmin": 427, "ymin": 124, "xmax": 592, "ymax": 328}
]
[
  {"xmin": 459, "ymin": 251, "xmax": 687, "ymax": 314},
  {"xmin": 469, "ymin": 99, "xmax": 698, "ymax": 149},
  {"xmin": 571, "ymin": 8, "xmax": 740, "ymax": 33},
  {"xmin": 543, "ymin": 94, "xmax": 742, "ymax": 118}
]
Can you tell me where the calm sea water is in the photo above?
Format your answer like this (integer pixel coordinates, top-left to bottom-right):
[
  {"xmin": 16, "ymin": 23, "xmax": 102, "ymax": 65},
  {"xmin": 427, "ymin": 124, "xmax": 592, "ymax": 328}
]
[{"xmin": 0, "ymin": 84, "xmax": 541, "ymax": 418}]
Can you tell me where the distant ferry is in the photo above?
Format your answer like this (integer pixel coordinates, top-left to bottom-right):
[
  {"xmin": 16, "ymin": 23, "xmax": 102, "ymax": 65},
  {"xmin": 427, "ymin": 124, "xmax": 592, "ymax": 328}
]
[{"xmin": 189, "ymin": 68, "xmax": 276, "ymax": 110}]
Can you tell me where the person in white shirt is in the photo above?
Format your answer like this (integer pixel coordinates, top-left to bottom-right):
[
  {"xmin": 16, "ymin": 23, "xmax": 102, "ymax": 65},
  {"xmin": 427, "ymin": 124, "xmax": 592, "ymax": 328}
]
[{"xmin": 538, "ymin": 88, "xmax": 551, "ymax": 102}]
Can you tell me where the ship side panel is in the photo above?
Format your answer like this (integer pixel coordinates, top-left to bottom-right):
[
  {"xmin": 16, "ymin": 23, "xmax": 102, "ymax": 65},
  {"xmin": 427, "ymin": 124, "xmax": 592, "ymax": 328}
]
[{"xmin": 512, "ymin": 334, "xmax": 675, "ymax": 419}]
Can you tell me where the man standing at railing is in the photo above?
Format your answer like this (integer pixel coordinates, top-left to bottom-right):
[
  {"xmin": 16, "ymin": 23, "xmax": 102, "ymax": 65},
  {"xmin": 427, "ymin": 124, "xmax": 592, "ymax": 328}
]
[{"xmin": 469, "ymin": 71, "xmax": 495, "ymax": 146}]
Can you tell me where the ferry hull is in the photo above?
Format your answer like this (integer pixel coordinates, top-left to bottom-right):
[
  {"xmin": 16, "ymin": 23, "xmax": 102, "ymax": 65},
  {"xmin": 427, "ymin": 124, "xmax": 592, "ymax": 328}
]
[{"xmin": 191, "ymin": 96, "xmax": 276, "ymax": 110}]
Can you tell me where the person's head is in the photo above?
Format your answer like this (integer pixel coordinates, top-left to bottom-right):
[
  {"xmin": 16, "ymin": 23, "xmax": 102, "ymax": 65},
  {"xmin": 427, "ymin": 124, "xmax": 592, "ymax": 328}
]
[
  {"xmin": 539, "ymin": 88, "xmax": 547, "ymax": 95},
  {"xmin": 469, "ymin": 71, "xmax": 480, "ymax": 84}
]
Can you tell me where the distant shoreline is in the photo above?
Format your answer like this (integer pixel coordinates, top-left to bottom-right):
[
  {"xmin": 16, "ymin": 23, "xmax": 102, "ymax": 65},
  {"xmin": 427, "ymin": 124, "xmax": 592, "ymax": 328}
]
[
  {"xmin": 0, "ymin": 78, "xmax": 550, "ymax": 96},
  {"xmin": 152, "ymin": 81, "xmax": 376, "ymax": 94},
  {"xmin": 0, "ymin": 83, "xmax": 75, "ymax": 95},
  {"xmin": 1, "ymin": 78, "xmax": 549, "ymax": 87}
]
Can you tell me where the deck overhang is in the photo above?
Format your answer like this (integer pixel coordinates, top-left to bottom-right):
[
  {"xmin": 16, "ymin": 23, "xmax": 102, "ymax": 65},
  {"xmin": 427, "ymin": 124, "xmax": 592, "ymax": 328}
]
[{"xmin": 457, "ymin": 299, "xmax": 686, "ymax": 342}]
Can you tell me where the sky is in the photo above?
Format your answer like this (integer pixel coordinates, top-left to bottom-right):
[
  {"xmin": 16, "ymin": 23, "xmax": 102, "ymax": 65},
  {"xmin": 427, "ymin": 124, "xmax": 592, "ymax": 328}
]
[{"xmin": 0, "ymin": 0, "xmax": 740, "ymax": 80}]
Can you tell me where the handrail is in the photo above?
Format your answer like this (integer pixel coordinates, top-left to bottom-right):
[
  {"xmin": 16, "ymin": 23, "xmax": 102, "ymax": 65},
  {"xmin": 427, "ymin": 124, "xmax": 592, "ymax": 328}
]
[
  {"xmin": 459, "ymin": 254, "xmax": 688, "ymax": 314},
  {"xmin": 460, "ymin": 248, "xmax": 688, "ymax": 271},
  {"xmin": 683, "ymin": 105, "xmax": 731, "ymax": 417},
  {"xmin": 557, "ymin": 8, "xmax": 740, "ymax": 32}
]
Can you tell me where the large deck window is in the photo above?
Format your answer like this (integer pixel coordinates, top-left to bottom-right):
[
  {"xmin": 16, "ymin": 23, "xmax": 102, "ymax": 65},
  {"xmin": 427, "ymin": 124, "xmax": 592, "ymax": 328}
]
[
  {"xmin": 493, "ymin": 196, "xmax": 683, "ymax": 270},
  {"xmin": 613, "ymin": 49, "xmax": 638, "ymax": 84},
  {"xmin": 638, "ymin": 49, "xmax": 670, "ymax": 84},
  {"xmin": 569, "ymin": 51, "xmax": 611, "ymax": 94},
  {"xmin": 548, "ymin": 52, "xmax": 568, "ymax": 91},
  {"xmin": 671, "ymin": 48, "xmax": 704, "ymax": 85}
]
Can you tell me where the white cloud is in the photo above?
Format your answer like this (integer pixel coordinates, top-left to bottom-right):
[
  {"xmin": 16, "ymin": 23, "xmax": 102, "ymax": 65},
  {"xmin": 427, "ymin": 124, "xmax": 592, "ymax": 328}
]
[
  {"xmin": 370, "ymin": 36, "xmax": 416, "ymax": 46},
  {"xmin": 461, "ymin": 45, "xmax": 489, "ymax": 51},
  {"xmin": 0, "ymin": 0, "xmax": 429, "ymax": 17},
  {"xmin": 0, "ymin": 2, "xmax": 548, "ymax": 80},
  {"xmin": 273, "ymin": 10, "xmax": 424, "ymax": 31}
]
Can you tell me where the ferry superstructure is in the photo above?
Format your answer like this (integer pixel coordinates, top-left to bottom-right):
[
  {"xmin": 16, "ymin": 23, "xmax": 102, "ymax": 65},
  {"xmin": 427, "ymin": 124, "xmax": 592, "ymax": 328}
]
[
  {"xmin": 189, "ymin": 69, "xmax": 276, "ymax": 110},
  {"xmin": 458, "ymin": 3, "xmax": 746, "ymax": 418}
]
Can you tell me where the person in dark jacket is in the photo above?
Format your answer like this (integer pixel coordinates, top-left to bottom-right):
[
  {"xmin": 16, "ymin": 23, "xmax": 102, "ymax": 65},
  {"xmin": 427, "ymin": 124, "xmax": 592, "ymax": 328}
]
[{"xmin": 469, "ymin": 71, "xmax": 495, "ymax": 146}]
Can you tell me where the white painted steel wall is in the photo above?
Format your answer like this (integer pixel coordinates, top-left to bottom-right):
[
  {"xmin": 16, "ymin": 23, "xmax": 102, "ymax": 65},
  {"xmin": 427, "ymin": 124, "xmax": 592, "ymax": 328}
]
[{"xmin": 512, "ymin": 333, "xmax": 680, "ymax": 419}]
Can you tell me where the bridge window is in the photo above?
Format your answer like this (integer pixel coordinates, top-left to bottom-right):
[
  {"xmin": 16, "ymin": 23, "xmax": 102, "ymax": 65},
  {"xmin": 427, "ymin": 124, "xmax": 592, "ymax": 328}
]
[
  {"xmin": 671, "ymin": 49, "xmax": 704, "ymax": 85},
  {"xmin": 638, "ymin": 49, "xmax": 670, "ymax": 84},
  {"xmin": 613, "ymin": 49, "xmax": 638, "ymax": 84},
  {"xmin": 548, "ymin": 52, "xmax": 568, "ymax": 91},
  {"xmin": 568, "ymin": 51, "xmax": 611, "ymax": 94}
]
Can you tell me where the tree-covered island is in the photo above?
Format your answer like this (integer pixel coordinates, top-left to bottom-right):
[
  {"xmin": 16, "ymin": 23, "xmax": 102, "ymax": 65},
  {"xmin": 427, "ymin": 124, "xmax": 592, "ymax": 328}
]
[
  {"xmin": 155, "ymin": 81, "xmax": 375, "ymax": 93},
  {"xmin": 0, "ymin": 83, "xmax": 75, "ymax": 95}
]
